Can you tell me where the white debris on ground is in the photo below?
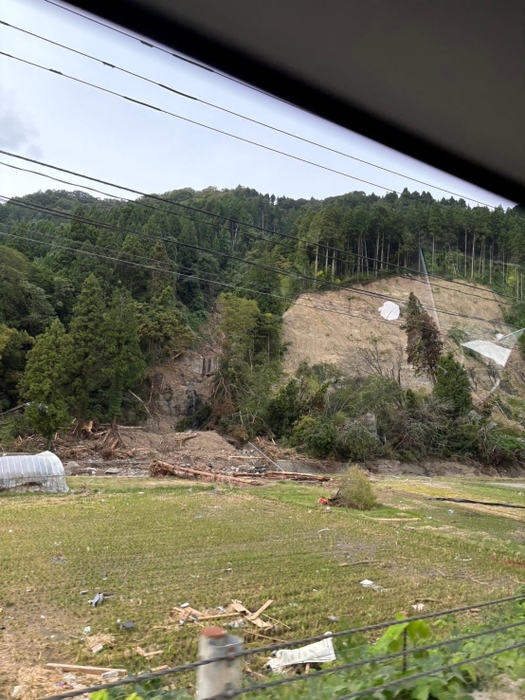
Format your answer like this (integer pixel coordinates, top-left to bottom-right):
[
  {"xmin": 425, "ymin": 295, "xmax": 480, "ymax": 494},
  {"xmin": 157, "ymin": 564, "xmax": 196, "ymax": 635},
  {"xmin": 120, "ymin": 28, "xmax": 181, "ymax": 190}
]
[
  {"xmin": 379, "ymin": 301, "xmax": 400, "ymax": 320},
  {"xmin": 267, "ymin": 636, "xmax": 336, "ymax": 673}
]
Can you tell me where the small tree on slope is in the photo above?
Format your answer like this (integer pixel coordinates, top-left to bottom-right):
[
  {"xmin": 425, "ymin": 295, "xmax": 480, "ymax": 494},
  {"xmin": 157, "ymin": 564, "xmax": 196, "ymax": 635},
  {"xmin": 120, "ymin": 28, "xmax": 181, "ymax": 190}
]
[
  {"xmin": 433, "ymin": 352, "xmax": 472, "ymax": 417},
  {"xmin": 405, "ymin": 292, "xmax": 442, "ymax": 383}
]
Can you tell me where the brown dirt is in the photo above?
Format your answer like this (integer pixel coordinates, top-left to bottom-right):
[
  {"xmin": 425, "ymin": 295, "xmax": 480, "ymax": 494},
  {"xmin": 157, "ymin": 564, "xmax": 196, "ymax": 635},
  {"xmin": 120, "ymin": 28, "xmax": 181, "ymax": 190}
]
[
  {"xmin": 282, "ymin": 276, "xmax": 524, "ymax": 400},
  {"xmin": 117, "ymin": 427, "xmax": 239, "ymax": 460}
]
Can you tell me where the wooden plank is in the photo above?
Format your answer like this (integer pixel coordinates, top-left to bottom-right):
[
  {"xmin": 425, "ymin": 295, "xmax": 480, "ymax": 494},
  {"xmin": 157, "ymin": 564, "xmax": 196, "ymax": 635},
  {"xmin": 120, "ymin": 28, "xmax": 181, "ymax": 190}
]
[
  {"xmin": 248, "ymin": 617, "xmax": 273, "ymax": 629},
  {"xmin": 247, "ymin": 599, "xmax": 273, "ymax": 621},
  {"xmin": 136, "ymin": 647, "xmax": 163, "ymax": 658},
  {"xmin": 231, "ymin": 601, "xmax": 250, "ymax": 614},
  {"xmin": 196, "ymin": 612, "xmax": 240, "ymax": 621},
  {"xmin": 226, "ymin": 456, "xmax": 260, "ymax": 460},
  {"xmin": 45, "ymin": 663, "xmax": 127, "ymax": 676},
  {"xmin": 244, "ymin": 630, "xmax": 287, "ymax": 643}
]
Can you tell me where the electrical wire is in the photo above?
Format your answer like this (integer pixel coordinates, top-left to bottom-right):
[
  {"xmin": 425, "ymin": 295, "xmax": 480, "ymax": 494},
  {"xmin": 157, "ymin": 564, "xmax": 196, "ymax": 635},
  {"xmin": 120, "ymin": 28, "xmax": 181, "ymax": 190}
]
[
  {"xmin": 41, "ymin": 593, "xmax": 525, "ymax": 700},
  {"xmin": 0, "ymin": 154, "xmax": 517, "ymax": 309},
  {"xmin": 0, "ymin": 19, "xmax": 506, "ymax": 211},
  {"xmin": 0, "ymin": 226, "xmax": 286, "ymax": 300},
  {"xmin": 7, "ymin": 47, "xmax": 520, "ymax": 228},
  {"xmin": 0, "ymin": 50, "xmax": 407, "ymax": 196},
  {"xmin": 332, "ymin": 641, "xmax": 525, "ymax": 700},
  {"xmin": 1, "ymin": 194, "xmax": 514, "ymax": 327},
  {"xmin": 0, "ymin": 226, "xmax": 401, "ymax": 327},
  {"xmin": 43, "ymin": 0, "xmax": 288, "ymax": 102},
  {"xmin": 220, "ymin": 619, "xmax": 525, "ymax": 698}
]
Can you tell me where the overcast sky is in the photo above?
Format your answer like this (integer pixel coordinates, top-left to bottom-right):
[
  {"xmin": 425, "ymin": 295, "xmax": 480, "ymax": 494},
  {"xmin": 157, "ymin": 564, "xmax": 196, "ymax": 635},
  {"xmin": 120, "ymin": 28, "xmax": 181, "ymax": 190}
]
[{"xmin": 0, "ymin": 0, "xmax": 516, "ymax": 208}]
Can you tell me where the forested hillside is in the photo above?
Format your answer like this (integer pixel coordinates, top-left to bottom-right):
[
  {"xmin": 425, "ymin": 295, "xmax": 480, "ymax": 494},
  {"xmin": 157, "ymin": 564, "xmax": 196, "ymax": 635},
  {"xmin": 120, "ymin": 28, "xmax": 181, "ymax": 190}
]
[{"xmin": 2, "ymin": 185, "xmax": 525, "ymax": 465}]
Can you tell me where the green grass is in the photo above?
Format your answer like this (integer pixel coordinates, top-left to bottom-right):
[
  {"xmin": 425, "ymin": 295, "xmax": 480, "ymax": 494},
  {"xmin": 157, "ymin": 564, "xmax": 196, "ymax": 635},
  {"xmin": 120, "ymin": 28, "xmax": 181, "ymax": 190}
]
[{"xmin": 0, "ymin": 475, "xmax": 524, "ymax": 695}]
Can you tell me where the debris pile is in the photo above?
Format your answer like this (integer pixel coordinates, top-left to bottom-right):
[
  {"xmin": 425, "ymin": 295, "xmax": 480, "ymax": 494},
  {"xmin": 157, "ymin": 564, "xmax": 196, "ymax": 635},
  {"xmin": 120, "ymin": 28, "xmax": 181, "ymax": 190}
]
[
  {"xmin": 148, "ymin": 461, "xmax": 265, "ymax": 485},
  {"xmin": 171, "ymin": 599, "xmax": 285, "ymax": 641}
]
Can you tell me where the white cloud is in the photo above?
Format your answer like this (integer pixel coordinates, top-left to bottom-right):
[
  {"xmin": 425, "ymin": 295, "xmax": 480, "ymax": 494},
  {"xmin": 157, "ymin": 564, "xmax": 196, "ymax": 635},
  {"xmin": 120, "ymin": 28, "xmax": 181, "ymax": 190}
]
[{"xmin": 0, "ymin": 91, "xmax": 41, "ymax": 156}]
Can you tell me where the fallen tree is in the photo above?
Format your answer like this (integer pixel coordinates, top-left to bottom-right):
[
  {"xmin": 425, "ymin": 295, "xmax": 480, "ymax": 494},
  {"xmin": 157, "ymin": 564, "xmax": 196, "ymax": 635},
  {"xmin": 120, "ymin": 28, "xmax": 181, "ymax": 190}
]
[{"xmin": 148, "ymin": 460, "xmax": 263, "ymax": 485}]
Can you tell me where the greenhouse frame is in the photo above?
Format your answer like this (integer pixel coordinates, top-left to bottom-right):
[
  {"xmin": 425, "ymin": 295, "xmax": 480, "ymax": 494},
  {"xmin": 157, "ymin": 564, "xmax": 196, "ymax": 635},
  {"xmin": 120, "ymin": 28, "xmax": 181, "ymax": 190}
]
[{"xmin": 0, "ymin": 451, "xmax": 68, "ymax": 492}]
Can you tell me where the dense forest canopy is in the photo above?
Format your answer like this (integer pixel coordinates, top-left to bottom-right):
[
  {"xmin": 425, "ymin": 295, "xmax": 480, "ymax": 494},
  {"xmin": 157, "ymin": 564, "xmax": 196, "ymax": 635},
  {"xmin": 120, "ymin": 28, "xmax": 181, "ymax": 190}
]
[{"xmin": 1, "ymin": 185, "xmax": 525, "ymax": 461}]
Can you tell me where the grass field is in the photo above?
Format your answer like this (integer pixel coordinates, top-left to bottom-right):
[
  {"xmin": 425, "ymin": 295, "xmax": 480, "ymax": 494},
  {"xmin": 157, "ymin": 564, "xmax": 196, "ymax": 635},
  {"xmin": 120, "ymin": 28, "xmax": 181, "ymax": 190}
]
[{"xmin": 1, "ymin": 474, "xmax": 524, "ymax": 697}]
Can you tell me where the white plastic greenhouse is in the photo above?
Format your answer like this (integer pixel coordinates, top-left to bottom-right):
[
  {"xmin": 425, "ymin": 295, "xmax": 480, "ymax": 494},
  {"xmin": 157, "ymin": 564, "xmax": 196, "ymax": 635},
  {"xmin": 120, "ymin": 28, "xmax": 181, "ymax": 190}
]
[{"xmin": 0, "ymin": 451, "xmax": 68, "ymax": 492}]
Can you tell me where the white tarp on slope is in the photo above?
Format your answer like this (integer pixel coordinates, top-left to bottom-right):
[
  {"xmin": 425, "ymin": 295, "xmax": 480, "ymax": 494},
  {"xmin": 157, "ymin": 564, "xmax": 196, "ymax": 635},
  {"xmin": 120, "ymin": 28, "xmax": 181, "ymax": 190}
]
[
  {"xmin": 461, "ymin": 340, "xmax": 512, "ymax": 367},
  {"xmin": 379, "ymin": 301, "xmax": 400, "ymax": 320},
  {"xmin": 0, "ymin": 451, "xmax": 68, "ymax": 492}
]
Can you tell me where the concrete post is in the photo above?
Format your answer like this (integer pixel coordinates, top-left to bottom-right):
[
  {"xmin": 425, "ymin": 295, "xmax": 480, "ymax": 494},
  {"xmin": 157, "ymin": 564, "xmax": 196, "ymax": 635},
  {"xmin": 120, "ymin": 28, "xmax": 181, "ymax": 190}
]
[{"xmin": 196, "ymin": 626, "xmax": 243, "ymax": 700}]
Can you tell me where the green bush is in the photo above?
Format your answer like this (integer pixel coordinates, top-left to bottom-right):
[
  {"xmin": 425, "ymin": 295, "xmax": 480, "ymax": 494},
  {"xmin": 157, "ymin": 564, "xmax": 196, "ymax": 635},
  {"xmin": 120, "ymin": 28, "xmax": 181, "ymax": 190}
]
[
  {"xmin": 0, "ymin": 413, "xmax": 33, "ymax": 450},
  {"xmin": 290, "ymin": 415, "xmax": 336, "ymax": 458},
  {"xmin": 265, "ymin": 379, "xmax": 302, "ymax": 438},
  {"xmin": 335, "ymin": 420, "xmax": 381, "ymax": 461},
  {"xmin": 331, "ymin": 464, "xmax": 378, "ymax": 510}
]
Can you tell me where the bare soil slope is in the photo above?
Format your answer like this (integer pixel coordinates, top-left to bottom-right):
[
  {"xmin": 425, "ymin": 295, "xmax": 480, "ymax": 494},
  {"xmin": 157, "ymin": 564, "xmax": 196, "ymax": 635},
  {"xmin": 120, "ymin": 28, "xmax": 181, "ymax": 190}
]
[{"xmin": 282, "ymin": 276, "xmax": 523, "ymax": 399}]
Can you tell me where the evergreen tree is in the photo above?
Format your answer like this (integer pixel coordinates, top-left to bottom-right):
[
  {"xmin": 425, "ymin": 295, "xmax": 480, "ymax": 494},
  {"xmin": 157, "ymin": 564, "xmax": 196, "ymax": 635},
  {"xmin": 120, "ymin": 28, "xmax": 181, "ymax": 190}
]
[
  {"xmin": 103, "ymin": 288, "xmax": 145, "ymax": 427},
  {"xmin": 68, "ymin": 274, "xmax": 106, "ymax": 420},
  {"xmin": 405, "ymin": 292, "xmax": 442, "ymax": 383},
  {"xmin": 433, "ymin": 352, "xmax": 472, "ymax": 417},
  {"xmin": 0, "ymin": 325, "xmax": 33, "ymax": 411},
  {"xmin": 137, "ymin": 286, "xmax": 194, "ymax": 361},
  {"xmin": 19, "ymin": 319, "xmax": 73, "ymax": 446}
]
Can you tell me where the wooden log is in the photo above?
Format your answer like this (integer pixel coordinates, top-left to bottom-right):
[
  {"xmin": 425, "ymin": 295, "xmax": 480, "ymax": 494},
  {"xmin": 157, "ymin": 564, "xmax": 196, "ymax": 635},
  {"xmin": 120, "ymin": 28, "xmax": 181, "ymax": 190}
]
[
  {"xmin": 149, "ymin": 461, "xmax": 262, "ymax": 485},
  {"xmin": 265, "ymin": 471, "xmax": 333, "ymax": 482}
]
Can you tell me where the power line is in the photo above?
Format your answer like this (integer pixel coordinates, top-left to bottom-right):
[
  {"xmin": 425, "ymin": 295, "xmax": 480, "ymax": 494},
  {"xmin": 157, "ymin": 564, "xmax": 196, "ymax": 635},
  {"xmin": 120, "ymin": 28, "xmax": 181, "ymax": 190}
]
[
  {"xmin": 0, "ymin": 19, "xmax": 504, "ymax": 211},
  {"xmin": 0, "ymin": 153, "xmax": 516, "ymax": 307},
  {"xmin": 40, "ymin": 593, "xmax": 525, "ymax": 700},
  {"xmin": 0, "ymin": 158, "xmax": 300, "ymax": 258},
  {"xmin": 0, "ymin": 226, "xmax": 284, "ymax": 301},
  {"xmin": 1, "ymin": 195, "xmax": 510, "ymax": 327},
  {"xmin": 43, "ymin": 0, "xmax": 287, "ymax": 104},
  {"xmin": 0, "ymin": 226, "xmax": 415, "ymax": 329},
  {"xmin": 0, "ymin": 226, "xmax": 400, "ymax": 327},
  {"xmin": 0, "ymin": 50, "xmax": 405, "ymax": 196},
  {"xmin": 1, "ymin": 195, "xmax": 512, "ymax": 327}
]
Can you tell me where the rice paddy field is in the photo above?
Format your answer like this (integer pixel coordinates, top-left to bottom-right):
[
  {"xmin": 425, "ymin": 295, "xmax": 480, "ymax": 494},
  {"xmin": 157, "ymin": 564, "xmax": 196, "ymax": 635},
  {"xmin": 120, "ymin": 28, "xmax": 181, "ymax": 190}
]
[{"xmin": 0, "ymin": 474, "xmax": 524, "ymax": 698}]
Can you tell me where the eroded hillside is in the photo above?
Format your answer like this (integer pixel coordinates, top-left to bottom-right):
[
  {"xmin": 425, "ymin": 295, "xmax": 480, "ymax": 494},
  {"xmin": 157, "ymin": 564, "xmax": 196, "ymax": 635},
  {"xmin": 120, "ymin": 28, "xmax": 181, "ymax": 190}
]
[{"xmin": 282, "ymin": 276, "xmax": 524, "ymax": 400}]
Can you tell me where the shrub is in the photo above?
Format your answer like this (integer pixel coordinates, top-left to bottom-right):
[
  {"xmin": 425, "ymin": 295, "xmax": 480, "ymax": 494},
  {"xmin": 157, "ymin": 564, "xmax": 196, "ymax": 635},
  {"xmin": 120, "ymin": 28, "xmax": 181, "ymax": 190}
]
[
  {"xmin": 0, "ymin": 413, "xmax": 33, "ymax": 451},
  {"xmin": 290, "ymin": 415, "xmax": 336, "ymax": 458},
  {"xmin": 266, "ymin": 379, "xmax": 302, "ymax": 438},
  {"xmin": 330, "ymin": 464, "xmax": 377, "ymax": 510},
  {"xmin": 335, "ymin": 420, "xmax": 381, "ymax": 461}
]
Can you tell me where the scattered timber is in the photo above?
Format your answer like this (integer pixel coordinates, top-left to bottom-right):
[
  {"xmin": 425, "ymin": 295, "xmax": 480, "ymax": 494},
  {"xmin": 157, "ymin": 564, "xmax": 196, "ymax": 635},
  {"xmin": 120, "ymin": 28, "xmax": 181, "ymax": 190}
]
[{"xmin": 148, "ymin": 460, "xmax": 263, "ymax": 485}]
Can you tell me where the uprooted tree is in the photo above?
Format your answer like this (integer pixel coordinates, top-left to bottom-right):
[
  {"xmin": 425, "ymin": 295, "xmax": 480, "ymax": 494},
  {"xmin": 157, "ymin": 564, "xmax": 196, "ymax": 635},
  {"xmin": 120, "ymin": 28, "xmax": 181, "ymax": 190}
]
[{"xmin": 405, "ymin": 292, "xmax": 443, "ymax": 383}]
